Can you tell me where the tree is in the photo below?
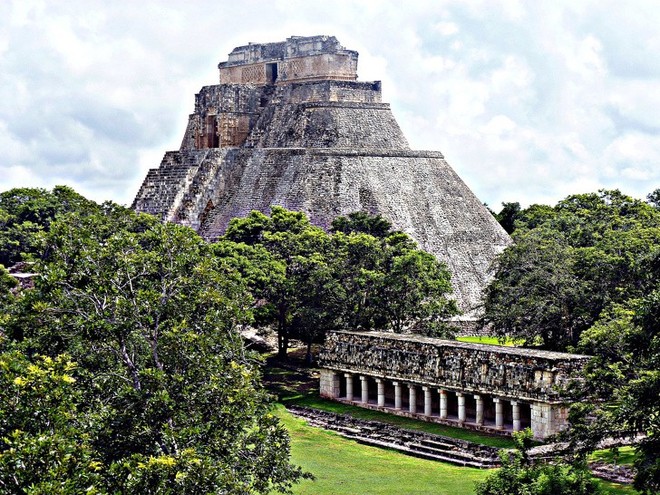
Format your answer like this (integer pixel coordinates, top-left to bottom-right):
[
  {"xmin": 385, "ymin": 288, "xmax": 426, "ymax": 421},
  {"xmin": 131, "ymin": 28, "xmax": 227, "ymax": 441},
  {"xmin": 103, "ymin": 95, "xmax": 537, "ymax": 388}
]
[
  {"xmin": 0, "ymin": 351, "xmax": 105, "ymax": 495},
  {"xmin": 223, "ymin": 206, "xmax": 331, "ymax": 359},
  {"xmin": 482, "ymin": 189, "xmax": 660, "ymax": 350},
  {"xmin": 483, "ymin": 189, "xmax": 660, "ymax": 492},
  {"xmin": 224, "ymin": 208, "xmax": 458, "ymax": 359},
  {"xmin": 495, "ymin": 201, "xmax": 521, "ymax": 234},
  {"xmin": 573, "ymin": 287, "xmax": 660, "ymax": 494},
  {"xmin": 0, "ymin": 186, "xmax": 99, "ymax": 266},
  {"xmin": 8, "ymin": 205, "xmax": 306, "ymax": 493},
  {"xmin": 374, "ymin": 232, "xmax": 457, "ymax": 335},
  {"xmin": 481, "ymin": 229, "xmax": 590, "ymax": 350},
  {"xmin": 475, "ymin": 430, "xmax": 602, "ymax": 495},
  {"xmin": 330, "ymin": 211, "xmax": 393, "ymax": 238},
  {"xmin": 647, "ymin": 188, "xmax": 660, "ymax": 209}
]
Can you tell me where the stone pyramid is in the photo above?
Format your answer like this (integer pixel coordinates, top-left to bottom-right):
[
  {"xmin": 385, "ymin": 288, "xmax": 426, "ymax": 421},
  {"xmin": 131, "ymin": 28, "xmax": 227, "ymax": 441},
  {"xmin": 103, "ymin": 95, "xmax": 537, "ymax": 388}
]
[{"xmin": 133, "ymin": 35, "xmax": 511, "ymax": 317}]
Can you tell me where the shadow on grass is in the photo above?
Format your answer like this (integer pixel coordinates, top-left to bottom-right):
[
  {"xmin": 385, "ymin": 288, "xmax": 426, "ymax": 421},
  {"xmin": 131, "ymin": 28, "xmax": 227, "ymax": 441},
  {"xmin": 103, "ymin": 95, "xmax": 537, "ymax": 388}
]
[{"xmin": 263, "ymin": 354, "xmax": 516, "ymax": 449}]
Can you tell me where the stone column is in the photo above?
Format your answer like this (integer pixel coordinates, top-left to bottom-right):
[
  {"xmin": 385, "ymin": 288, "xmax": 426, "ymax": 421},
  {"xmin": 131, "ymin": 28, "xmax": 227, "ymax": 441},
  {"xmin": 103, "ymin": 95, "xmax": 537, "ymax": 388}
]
[
  {"xmin": 376, "ymin": 378, "xmax": 385, "ymax": 407},
  {"xmin": 423, "ymin": 386, "xmax": 432, "ymax": 416},
  {"xmin": 494, "ymin": 397, "xmax": 504, "ymax": 430},
  {"xmin": 408, "ymin": 385, "xmax": 417, "ymax": 414},
  {"xmin": 438, "ymin": 389, "xmax": 448, "ymax": 419},
  {"xmin": 344, "ymin": 373, "xmax": 353, "ymax": 401},
  {"xmin": 512, "ymin": 401, "xmax": 521, "ymax": 432},
  {"xmin": 360, "ymin": 375, "xmax": 369, "ymax": 404},
  {"xmin": 319, "ymin": 369, "xmax": 341, "ymax": 398},
  {"xmin": 393, "ymin": 381, "xmax": 402, "ymax": 410},
  {"xmin": 475, "ymin": 394, "xmax": 484, "ymax": 426},
  {"xmin": 457, "ymin": 392, "xmax": 466, "ymax": 423}
]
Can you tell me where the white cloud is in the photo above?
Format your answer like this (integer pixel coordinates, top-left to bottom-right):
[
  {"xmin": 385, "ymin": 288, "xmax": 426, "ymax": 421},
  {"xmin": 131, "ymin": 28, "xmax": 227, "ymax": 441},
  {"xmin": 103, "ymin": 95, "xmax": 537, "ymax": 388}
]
[{"xmin": 1, "ymin": 0, "xmax": 660, "ymax": 209}]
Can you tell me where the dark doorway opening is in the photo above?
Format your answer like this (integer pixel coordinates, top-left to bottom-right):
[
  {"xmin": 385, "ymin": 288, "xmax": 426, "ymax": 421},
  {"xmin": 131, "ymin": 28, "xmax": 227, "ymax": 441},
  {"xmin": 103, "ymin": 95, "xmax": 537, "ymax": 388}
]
[{"xmin": 266, "ymin": 62, "xmax": 278, "ymax": 83}]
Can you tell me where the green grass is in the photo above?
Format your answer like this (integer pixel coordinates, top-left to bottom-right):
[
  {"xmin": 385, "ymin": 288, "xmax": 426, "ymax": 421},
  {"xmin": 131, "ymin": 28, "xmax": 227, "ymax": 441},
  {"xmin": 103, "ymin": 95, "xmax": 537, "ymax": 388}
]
[
  {"xmin": 275, "ymin": 403, "xmax": 488, "ymax": 495},
  {"xmin": 264, "ymin": 360, "xmax": 517, "ymax": 449},
  {"xmin": 275, "ymin": 404, "xmax": 636, "ymax": 495},
  {"xmin": 456, "ymin": 336, "xmax": 517, "ymax": 346},
  {"xmin": 591, "ymin": 446, "xmax": 637, "ymax": 466},
  {"xmin": 284, "ymin": 393, "xmax": 517, "ymax": 449}
]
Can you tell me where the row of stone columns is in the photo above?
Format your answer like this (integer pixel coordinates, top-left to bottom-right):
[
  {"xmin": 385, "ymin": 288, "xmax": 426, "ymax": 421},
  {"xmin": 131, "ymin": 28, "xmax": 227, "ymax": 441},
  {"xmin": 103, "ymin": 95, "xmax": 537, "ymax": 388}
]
[{"xmin": 345, "ymin": 373, "xmax": 523, "ymax": 431}]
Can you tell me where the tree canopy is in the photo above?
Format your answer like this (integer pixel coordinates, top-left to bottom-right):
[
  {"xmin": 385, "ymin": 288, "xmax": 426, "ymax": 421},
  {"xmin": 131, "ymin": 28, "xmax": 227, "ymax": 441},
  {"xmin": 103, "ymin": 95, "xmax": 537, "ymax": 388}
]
[
  {"xmin": 483, "ymin": 189, "xmax": 660, "ymax": 350},
  {"xmin": 485, "ymin": 189, "xmax": 660, "ymax": 493},
  {"xmin": 223, "ymin": 206, "xmax": 458, "ymax": 359},
  {"xmin": 1, "ymin": 195, "xmax": 306, "ymax": 494},
  {"xmin": 0, "ymin": 186, "xmax": 100, "ymax": 267}
]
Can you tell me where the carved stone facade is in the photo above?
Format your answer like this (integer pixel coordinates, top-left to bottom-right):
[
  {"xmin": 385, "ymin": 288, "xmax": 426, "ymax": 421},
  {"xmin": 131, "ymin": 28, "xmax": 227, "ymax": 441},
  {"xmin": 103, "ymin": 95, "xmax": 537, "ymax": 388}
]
[
  {"xmin": 218, "ymin": 35, "xmax": 358, "ymax": 85},
  {"xmin": 319, "ymin": 331, "xmax": 590, "ymax": 439},
  {"xmin": 132, "ymin": 35, "xmax": 511, "ymax": 316}
]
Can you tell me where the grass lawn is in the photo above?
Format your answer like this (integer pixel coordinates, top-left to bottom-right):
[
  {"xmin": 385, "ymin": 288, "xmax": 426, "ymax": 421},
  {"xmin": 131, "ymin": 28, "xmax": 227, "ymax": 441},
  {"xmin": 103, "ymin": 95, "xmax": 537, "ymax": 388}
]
[
  {"xmin": 285, "ymin": 393, "xmax": 516, "ymax": 449},
  {"xmin": 456, "ymin": 336, "xmax": 517, "ymax": 346},
  {"xmin": 275, "ymin": 404, "xmax": 637, "ymax": 495},
  {"xmin": 591, "ymin": 446, "xmax": 637, "ymax": 465},
  {"xmin": 275, "ymin": 403, "xmax": 488, "ymax": 495}
]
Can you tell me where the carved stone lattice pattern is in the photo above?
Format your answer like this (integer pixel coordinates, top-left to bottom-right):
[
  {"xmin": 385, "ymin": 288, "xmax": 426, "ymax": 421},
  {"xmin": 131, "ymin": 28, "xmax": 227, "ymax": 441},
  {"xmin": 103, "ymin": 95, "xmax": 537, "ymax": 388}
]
[{"xmin": 241, "ymin": 64, "xmax": 263, "ymax": 83}]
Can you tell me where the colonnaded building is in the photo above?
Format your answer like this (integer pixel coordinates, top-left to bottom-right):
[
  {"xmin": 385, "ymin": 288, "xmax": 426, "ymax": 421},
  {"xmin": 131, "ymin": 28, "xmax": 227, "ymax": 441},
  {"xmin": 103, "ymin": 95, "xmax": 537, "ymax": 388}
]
[
  {"xmin": 319, "ymin": 332, "xmax": 589, "ymax": 439},
  {"xmin": 133, "ymin": 36, "xmax": 588, "ymax": 440}
]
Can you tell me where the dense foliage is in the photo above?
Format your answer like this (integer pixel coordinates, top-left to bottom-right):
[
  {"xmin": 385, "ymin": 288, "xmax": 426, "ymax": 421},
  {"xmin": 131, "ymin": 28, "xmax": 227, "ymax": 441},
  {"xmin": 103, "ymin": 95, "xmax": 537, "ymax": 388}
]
[
  {"xmin": 223, "ymin": 208, "xmax": 458, "ymax": 359},
  {"xmin": 485, "ymin": 190, "xmax": 660, "ymax": 351},
  {"xmin": 0, "ymin": 186, "xmax": 99, "ymax": 267},
  {"xmin": 0, "ymin": 192, "xmax": 306, "ymax": 494},
  {"xmin": 0, "ymin": 186, "xmax": 458, "ymax": 492},
  {"xmin": 475, "ymin": 430, "xmax": 602, "ymax": 495},
  {"xmin": 488, "ymin": 190, "xmax": 660, "ymax": 493}
]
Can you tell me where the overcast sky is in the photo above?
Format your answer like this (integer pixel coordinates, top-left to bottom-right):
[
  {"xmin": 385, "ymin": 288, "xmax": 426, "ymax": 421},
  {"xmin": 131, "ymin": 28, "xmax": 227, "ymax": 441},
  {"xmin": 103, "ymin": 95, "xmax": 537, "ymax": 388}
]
[{"xmin": 1, "ymin": 0, "xmax": 659, "ymax": 209}]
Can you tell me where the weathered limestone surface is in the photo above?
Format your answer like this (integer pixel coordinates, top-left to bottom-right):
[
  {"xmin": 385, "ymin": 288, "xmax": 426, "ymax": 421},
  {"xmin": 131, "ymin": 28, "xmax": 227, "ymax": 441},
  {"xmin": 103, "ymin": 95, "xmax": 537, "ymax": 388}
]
[
  {"xmin": 132, "ymin": 35, "xmax": 511, "ymax": 315},
  {"xmin": 218, "ymin": 35, "xmax": 358, "ymax": 85},
  {"xmin": 319, "ymin": 331, "xmax": 589, "ymax": 403},
  {"xmin": 318, "ymin": 331, "xmax": 590, "ymax": 439}
]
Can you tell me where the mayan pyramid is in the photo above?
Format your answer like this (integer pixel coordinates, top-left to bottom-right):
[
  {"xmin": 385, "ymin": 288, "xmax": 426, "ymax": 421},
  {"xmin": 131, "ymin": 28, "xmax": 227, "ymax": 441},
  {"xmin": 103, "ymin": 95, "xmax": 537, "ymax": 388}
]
[{"xmin": 133, "ymin": 35, "xmax": 511, "ymax": 317}]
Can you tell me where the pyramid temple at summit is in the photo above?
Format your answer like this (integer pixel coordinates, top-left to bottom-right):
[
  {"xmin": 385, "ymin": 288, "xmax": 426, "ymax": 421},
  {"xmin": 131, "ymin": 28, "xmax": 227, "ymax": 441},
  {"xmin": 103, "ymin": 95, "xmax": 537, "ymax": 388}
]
[{"xmin": 133, "ymin": 35, "xmax": 511, "ymax": 318}]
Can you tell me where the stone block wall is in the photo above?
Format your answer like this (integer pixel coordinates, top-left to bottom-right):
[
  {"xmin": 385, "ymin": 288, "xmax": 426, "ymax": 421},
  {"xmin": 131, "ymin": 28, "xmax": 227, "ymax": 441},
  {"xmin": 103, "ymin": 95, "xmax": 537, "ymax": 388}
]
[
  {"xmin": 218, "ymin": 35, "xmax": 358, "ymax": 85},
  {"xmin": 319, "ymin": 369, "xmax": 341, "ymax": 398},
  {"xmin": 179, "ymin": 84, "xmax": 272, "ymax": 150},
  {"xmin": 319, "ymin": 331, "xmax": 589, "ymax": 403},
  {"xmin": 531, "ymin": 402, "xmax": 570, "ymax": 439}
]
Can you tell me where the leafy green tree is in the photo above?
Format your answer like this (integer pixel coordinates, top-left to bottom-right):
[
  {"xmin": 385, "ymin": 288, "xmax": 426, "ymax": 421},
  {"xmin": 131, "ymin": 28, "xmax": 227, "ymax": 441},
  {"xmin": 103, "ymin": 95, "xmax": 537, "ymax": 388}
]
[
  {"xmin": 475, "ymin": 430, "xmax": 602, "ymax": 495},
  {"xmin": 9, "ymin": 205, "xmax": 306, "ymax": 493},
  {"xmin": 0, "ymin": 186, "xmax": 99, "ymax": 266},
  {"xmin": 573, "ymin": 287, "xmax": 660, "ymax": 494},
  {"xmin": 483, "ymin": 190, "xmax": 660, "ymax": 350},
  {"xmin": 482, "ymin": 229, "xmax": 590, "ymax": 350},
  {"xmin": 0, "ymin": 266, "xmax": 17, "ymax": 338},
  {"xmin": 225, "ymin": 208, "xmax": 458, "ymax": 358},
  {"xmin": 223, "ymin": 207, "xmax": 331, "ymax": 359},
  {"xmin": 374, "ymin": 232, "xmax": 457, "ymax": 335},
  {"xmin": 331, "ymin": 211, "xmax": 393, "ymax": 238},
  {"xmin": 495, "ymin": 201, "xmax": 521, "ymax": 234},
  {"xmin": 647, "ymin": 188, "xmax": 660, "ymax": 209},
  {"xmin": 485, "ymin": 189, "xmax": 660, "ymax": 492},
  {"xmin": 0, "ymin": 351, "xmax": 105, "ymax": 495}
]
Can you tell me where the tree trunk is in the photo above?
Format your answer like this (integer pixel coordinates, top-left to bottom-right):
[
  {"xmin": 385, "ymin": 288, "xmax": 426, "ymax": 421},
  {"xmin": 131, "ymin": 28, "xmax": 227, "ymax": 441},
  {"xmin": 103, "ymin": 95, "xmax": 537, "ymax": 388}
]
[
  {"xmin": 305, "ymin": 340, "xmax": 313, "ymax": 366},
  {"xmin": 277, "ymin": 306, "xmax": 288, "ymax": 360}
]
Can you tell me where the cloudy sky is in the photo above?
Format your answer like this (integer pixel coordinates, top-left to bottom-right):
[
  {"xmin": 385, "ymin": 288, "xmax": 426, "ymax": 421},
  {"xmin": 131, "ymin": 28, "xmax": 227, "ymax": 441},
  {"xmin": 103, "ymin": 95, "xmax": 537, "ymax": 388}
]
[{"xmin": 1, "ymin": 0, "xmax": 659, "ymax": 209}]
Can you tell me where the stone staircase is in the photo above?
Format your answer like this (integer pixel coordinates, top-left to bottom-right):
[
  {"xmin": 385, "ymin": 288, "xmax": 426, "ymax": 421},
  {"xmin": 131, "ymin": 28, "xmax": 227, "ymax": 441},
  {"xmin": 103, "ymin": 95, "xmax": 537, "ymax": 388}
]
[{"xmin": 287, "ymin": 405, "xmax": 501, "ymax": 468}]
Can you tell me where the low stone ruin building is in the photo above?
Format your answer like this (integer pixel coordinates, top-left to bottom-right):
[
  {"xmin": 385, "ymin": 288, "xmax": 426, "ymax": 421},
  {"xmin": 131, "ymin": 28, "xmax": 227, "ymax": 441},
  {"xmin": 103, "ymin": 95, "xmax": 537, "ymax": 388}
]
[
  {"xmin": 132, "ymin": 35, "xmax": 511, "ymax": 317},
  {"xmin": 319, "ymin": 331, "xmax": 590, "ymax": 440}
]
